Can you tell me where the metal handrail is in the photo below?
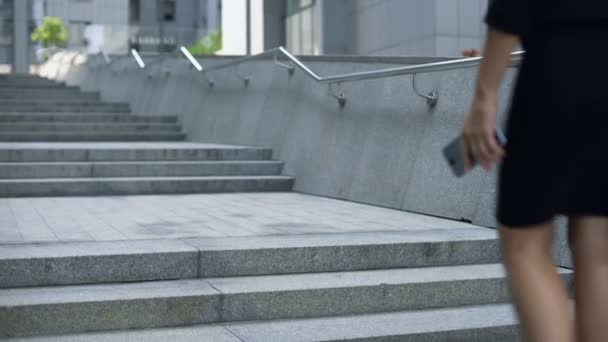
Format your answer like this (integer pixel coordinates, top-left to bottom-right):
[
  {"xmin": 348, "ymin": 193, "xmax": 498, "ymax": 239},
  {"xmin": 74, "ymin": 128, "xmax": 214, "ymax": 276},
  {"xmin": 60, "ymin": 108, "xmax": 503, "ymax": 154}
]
[
  {"xmin": 193, "ymin": 46, "xmax": 523, "ymax": 107},
  {"xmin": 131, "ymin": 46, "xmax": 525, "ymax": 106}
]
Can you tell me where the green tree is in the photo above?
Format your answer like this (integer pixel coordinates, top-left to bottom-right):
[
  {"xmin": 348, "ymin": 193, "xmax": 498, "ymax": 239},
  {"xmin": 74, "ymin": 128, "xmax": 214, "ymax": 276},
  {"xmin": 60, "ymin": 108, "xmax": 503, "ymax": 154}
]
[
  {"xmin": 31, "ymin": 17, "xmax": 68, "ymax": 47},
  {"xmin": 187, "ymin": 31, "xmax": 222, "ymax": 56}
]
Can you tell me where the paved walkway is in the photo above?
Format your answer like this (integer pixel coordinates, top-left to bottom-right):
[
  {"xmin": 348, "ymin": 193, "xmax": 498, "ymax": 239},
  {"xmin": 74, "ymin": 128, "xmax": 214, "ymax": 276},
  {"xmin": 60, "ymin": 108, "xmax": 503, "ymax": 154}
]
[{"xmin": 0, "ymin": 192, "xmax": 490, "ymax": 244}]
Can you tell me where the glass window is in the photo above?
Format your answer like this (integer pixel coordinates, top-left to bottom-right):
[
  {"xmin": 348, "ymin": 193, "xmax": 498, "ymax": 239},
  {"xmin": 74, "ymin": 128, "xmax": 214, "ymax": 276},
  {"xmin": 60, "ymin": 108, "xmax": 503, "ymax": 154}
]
[
  {"xmin": 163, "ymin": 0, "xmax": 176, "ymax": 22},
  {"xmin": 285, "ymin": 0, "xmax": 318, "ymax": 55},
  {"xmin": 129, "ymin": 0, "xmax": 140, "ymax": 22},
  {"xmin": 68, "ymin": 21, "xmax": 90, "ymax": 47}
]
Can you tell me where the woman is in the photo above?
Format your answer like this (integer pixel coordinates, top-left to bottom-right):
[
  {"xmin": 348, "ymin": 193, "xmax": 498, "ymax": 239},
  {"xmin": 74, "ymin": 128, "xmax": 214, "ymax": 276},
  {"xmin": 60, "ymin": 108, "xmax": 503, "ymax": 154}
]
[{"xmin": 461, "ymin": 0, "xmax": 608, "ymax": 341}]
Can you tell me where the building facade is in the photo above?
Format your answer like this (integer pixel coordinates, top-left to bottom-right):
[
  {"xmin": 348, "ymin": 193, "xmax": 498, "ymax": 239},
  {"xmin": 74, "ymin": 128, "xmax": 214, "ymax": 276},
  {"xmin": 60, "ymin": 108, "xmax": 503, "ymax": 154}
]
[
  {"xmin": 0, "ymin": 0, "xmax": 39, "ymax": 67},
  {"xmin": 225, "ymin": 0, "xmax": 489, "ymax": 57},
  {"xmin": 34, "ymin": 0, "xmax": 220, "ymax": 55},
  {"xmin": 5, "ymin": 0, "xmax": 491, "ymax": 72}
]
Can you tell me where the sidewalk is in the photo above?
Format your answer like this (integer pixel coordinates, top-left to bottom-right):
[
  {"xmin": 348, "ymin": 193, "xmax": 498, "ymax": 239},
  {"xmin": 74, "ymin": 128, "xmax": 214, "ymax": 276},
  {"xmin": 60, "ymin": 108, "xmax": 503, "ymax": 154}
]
[{"xmin": 0, "ymin": 192, "xmax": 488, "ymax": 244}]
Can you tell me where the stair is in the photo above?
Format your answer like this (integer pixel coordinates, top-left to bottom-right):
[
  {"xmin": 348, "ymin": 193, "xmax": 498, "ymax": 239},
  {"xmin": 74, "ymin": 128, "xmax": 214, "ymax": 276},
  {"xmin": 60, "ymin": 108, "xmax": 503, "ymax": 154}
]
[
  {"xmin": 0, "ymin": 75, "xmax": 559, "ymax": 341},
  {"xmin": 0, "ymin": 75, "xmax": 294, "ymax": 196},
  {"xmin": 0, "ymin": 230, "xmax": 573, "ymax": 340}
]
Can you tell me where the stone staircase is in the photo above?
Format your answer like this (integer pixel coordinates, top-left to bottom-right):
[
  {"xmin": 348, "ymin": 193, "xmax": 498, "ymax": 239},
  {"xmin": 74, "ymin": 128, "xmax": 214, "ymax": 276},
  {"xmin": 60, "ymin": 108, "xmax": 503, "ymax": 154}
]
[
  {"xmin": 0, "ymin": 75, "xmax": 293, "ymax": 197},
  {"xmin": 0, "ymin": 75, "xmax": 572, "ymax": 341},
  {"xmin": 0, "ymin": 231, "xmax": 572, "ymax": 340}
]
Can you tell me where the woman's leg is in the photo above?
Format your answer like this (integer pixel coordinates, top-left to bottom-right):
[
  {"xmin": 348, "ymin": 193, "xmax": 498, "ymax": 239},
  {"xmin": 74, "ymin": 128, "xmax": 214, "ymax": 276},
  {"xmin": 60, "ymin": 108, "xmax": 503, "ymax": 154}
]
[
  {"xmin": 498, "ymin": 222, "xmax": 574, "ymax": 342},
  {"xmin": 570, "ymin": 216, "xmax": 608, "ymax": 342}
]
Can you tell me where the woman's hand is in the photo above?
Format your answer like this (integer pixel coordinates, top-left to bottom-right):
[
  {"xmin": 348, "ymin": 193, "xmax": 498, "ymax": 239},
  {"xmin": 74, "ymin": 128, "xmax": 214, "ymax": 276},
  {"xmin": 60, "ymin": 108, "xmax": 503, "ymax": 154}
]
[{"xmin": 461, "ymin": 93, "xmax": 505, "ymax": 172}]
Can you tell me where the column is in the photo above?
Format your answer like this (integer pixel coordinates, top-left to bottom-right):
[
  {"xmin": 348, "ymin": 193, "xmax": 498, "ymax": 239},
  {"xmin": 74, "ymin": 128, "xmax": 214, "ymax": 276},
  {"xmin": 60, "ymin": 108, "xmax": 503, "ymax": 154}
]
[{"xmin": 12, "ymin": 0, "xmax": 29, "ymax": 74}]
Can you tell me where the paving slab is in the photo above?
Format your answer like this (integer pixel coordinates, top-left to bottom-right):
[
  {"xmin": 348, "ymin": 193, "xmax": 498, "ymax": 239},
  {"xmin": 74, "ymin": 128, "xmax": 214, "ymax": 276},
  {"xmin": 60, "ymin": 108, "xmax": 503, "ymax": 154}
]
[
  {"xmin": 226, "ymin": 304, "xmax": 518, "ymax": 342},
  {"xmin": 0, "ymin": 192, "xmax": 492, "ymax": 244},
  {"xmin": 0, "ymin": 239, "xmax": 199, "ymax": 287},
  {"xmin": 2, "ymin": 326, "xmax": 242, "ymax": 342}
]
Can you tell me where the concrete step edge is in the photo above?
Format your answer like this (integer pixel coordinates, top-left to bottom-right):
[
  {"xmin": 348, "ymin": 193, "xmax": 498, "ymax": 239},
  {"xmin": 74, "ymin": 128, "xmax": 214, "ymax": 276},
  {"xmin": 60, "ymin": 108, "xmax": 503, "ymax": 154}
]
[
  {"xmin": 0, "ymin": 101, "xmax": 128, "ymax": 106},
  {"xmin": 1, "ymin": 266, "xmax": 569, "ymax": 337},
  {"xmin": 0, "ymin": 146, "xmax": 274, "ymax": 162},
  {"xmin": 0, "ymin": 230, "xmax": 498, "ymax": 287},
  {"xmin": 0, "ymin": 304, "xmax": 519, "ymax": 341},
  {"xmin": 0, "ymin": 115, "xmax": 174, "ymax": 121},
  {"xmin": 0, "ymin": 161, "xmax": 285, "ymax": 179},
  {"xmin": 0, "ymin": 175, "xmax": 295, "ymax": 183},
  {"xmin": 0, "ymin": 160, "xmax": 283, "ymax": 166},
  {"xmin": 0, "ymin": 132, "xmax": 186, "ymax": 136},
  {"xmin": 0, "ymin": 124, "xmax": 182, "ymax": 131},
  {"xmin": 0, "ymin": 176, "xmax": 294, "ymax": 197}
]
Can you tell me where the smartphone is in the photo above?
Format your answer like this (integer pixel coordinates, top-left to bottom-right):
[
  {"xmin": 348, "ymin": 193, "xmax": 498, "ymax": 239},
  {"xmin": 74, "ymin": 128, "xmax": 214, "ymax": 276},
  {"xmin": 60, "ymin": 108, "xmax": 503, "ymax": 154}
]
[{"xmin": 443, "ymin": 127, "xmax": 507, "ymax": 177}]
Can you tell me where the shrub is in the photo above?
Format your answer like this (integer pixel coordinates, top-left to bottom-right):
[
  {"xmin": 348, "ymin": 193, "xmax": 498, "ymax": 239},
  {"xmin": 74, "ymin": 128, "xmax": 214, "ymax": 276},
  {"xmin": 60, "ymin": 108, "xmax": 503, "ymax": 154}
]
[
  {"xmin": 31, "ymin": 16, "xmax": 68, "ymax": 47},
  {"xmin": 187, "ymin": 31, "xmax": 222, "ymax": 56}
]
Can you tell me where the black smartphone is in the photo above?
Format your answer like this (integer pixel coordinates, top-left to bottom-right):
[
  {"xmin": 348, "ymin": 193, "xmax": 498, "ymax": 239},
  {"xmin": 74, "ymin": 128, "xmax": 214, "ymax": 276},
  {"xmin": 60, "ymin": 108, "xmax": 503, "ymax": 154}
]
[{"xmin": 443, "ymin": 127, "xmax": 507, "ymax": 177}]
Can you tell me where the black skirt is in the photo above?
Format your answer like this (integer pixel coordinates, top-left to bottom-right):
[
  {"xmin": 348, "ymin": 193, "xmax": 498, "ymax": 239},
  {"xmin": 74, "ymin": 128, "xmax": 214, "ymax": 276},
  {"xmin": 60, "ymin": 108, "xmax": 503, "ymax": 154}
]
[{"xmin": 497, "ymin": 23, "xmax": 608, "ymax": 227}]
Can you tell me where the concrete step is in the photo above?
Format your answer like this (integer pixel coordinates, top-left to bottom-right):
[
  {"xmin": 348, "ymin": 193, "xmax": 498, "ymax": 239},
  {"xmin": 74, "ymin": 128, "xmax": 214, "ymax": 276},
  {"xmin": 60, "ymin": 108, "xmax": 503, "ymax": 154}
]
[
  {"xmin": 0, "ymin": 131, "xmax": 186, "ymax": 141},
  {"xmin": 0, "ymin": 92, "xmax": 99, "ymax": 100},
  {"xmin": 0, "ymin": 143, "xmax": 274, "ymax": 162},
  {"xmin": 0, "ymin": 86, "xmax": 91, "ymax": 92},
  {"xmin": 0, "ymin": 265, "xmax": 571, "ymax": 337},
  {"xmin": 1, "ymin": 304, "xmax": 519, "ymax": 341},
  {"xmin": 196, "ymin": 304, "xmax": 519, "ymax": 342},
  {"xmin": 0, "ymin": 81, "xmax": 72, "ymax": 90},
  {"xmin": 0, "ymin": 122, "xmax": 182, "ymax": 132},
  {"xmin": 0, "ymin": 83, "xmax": 72, "ymax": 89},
  {"xmin": 0, "ymin": 103, "xmax": 130, "ymax": 113},
  {"xmin": 0, "ymin": 80, "xmax": 64, "ymax": 87},
  {"xmin": 0, "ymin": 230, "xmax": 499, "ymax": 287},
  {"xmin": 0, "ymin": 175, "xmax": 294, "ymax": 196},
  {"xmin": 0, "ymin": 96, "xmax": 101, "ymax": 102},
  {"xmin": 0, "ymin": 160, "xmax": 284, "ymax": 179},
  {"xmin": 0, "ymin": 113, "xmax": 176, "ymax": 123},
  {"xmin": 0, "ymin": 75, "xmax": 61, "ymax": 82},
  {"xmin": 0, "ymin": 100, "xmax": 124, "ymax": 106}
]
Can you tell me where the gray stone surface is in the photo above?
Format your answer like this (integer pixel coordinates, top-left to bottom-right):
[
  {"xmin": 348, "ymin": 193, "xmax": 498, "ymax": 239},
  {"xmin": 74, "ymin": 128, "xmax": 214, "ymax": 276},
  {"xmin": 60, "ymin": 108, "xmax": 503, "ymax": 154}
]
[
  {"xmin": 0, "ymin": 279, "xmax": 221, "ymax": 337},
  {"xmin": 0, "ymin": 142, "xmax": 274, "ymax": 162},
  {"xmin": 1, "ymin": 305, "xmax": 517, "ymax": 342},
  {"xmin": 0, "ymin": 114, "xmax": 177, "ymax": 123},
  {"xmin": 48, "ymin": 53, "xmax": 577, "ymax": 268},
  {"xmin": 2, "ymin": 264, "xmax": 562, "ymax": 337},
  {"xmin": 3, "ymin": 326, "xmax": 242, "ymax": 342},
  {"xmin": 0, "ymin": 175, "xmax": 294, "ymax": 197},
  {"xmin": 0, "ymin": 104, "xmax": 130, "ymax": 113},
  {"xmin": 205, "ymin": 264, "xmax": 571, "ymax": 322},
  {"xmin": 226, "ymin": 304, "xmax": 518, "ymax": 342},
  {"xmin": 0, "ymin": 132, "xmax": 187, "ymax": 142},
  {"xmin": 0, "ymin": 93, "xmax": 99, "ymax": 101},
  {"xmin": 0, "ymin": 98, "xmax": 107, "ymax": 104},
  {"xmin": 0, "ymin": 123, "xmax": 182, "ymax": 132},
  {"xmin": 188, "ymin": 229, "xmax": 499, "ymax": 277},
  {"xmin": 0, "ymin": 192, "xmax": 492, "ymax": 244},
  {"xmin": 0, "ymin": 161, "xmax": 284, "ymax": 179},
  {"xmin": 0, "ymin": 239, "xmax": 198, "ymax": 288}
]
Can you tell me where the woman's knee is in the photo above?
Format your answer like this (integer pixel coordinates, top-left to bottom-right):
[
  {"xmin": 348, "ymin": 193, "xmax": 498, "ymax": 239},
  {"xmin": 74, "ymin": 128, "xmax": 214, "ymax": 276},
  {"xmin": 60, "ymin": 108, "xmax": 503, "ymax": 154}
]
[
  {"xmin": 498, "ymin": 223, "xmax": 554, "ymax": 261},
  {"xmin": 570, "ymin": 216, "xmax": 608, "ymax": 263}
]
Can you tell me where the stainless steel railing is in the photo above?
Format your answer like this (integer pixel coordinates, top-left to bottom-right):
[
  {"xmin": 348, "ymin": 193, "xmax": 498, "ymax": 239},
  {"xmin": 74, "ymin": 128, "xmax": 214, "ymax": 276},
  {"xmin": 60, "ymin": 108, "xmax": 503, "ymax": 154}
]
[{"xmin": 118, "ymin": 46, "xmax": 524, "ymax": 107}]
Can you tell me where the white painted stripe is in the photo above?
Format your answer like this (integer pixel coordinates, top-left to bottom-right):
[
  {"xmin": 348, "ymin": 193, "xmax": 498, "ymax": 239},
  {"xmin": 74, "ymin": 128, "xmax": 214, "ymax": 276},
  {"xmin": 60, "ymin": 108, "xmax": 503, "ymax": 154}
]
[
  {"xmin": 180, "ymin": 46, "xmax": 203, "ymax": 71},
  {"xmin": 130, "ymin": 49, "xmax": 145, "ymax": 68}
]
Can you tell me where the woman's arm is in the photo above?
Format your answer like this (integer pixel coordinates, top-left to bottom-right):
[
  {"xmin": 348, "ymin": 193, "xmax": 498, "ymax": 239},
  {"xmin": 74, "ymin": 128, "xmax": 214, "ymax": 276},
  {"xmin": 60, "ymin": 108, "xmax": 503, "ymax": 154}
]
[{"xmin": 461, "ymin": 27, "xmax": 519, "ymax": 171}]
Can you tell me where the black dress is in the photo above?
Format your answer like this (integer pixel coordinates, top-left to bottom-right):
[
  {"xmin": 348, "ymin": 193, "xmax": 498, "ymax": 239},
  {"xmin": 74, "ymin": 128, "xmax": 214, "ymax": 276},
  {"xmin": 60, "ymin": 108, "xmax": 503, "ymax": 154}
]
[{"xmin": 486, "ymin": 0, "xmax": 608, "ymax": 227}]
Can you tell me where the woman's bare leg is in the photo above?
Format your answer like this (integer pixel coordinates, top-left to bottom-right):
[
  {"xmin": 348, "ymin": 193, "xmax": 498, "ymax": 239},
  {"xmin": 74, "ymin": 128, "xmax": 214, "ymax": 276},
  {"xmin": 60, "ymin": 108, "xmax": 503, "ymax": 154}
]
[
  {"xmin": 570, "ymin": 216, "xmax": 608, "ymax": 342},
  {"xmin": 499, "ymin": 222, "xmax": 574, "ymax": 342}
]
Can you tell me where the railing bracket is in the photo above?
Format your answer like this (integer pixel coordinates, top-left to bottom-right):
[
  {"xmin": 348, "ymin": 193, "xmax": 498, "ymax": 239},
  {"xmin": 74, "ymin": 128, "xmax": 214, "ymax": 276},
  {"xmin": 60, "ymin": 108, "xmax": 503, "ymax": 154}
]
[
  {"xmin": 205, "ymin": 75, "xmax": 215, "ymax": 88},
  {"xmin": 412, "ymin": 73, "xmax": 438, "ymax": 107},
  {"xmin": 274, "ymin": 51, "xmax": 295, "ymax": 76},
  {"xmin": 234, "ymin": 64, "xmax": 250, "ymax": 87},
  {"xmin": 329, "ymin": 83, "xmax": 347, "ymax": 107}
]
